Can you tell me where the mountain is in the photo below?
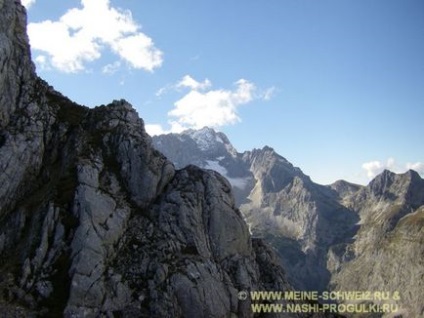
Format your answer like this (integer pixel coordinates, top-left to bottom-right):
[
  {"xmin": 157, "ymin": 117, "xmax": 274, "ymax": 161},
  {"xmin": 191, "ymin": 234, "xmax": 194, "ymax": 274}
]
[
  {"xmin": 153, "ymin": 129, "xmax": 360, "ymax": 292},
  {"xmin": 153, "ymin": 128, "xmax": 424, "ymax": 317},
  {"xmin": 0, "ymin": 2, "xmax": 340, "ymax": 317},
  {"xmin": 153, "ymin": 127, "xmax": 255, "ymax": 205},
  {"xmin": 330, "ymin": 170, "xmax": 424, "ymax": 317}
]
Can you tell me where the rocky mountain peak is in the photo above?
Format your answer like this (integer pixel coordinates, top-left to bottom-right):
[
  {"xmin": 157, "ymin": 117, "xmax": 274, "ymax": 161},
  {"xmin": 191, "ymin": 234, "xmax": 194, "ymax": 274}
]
[
  {"xmin": 367, "ymin": 168, "xmax": 424, "ymax": 204},
  {"xmin": 368, "ymin": 168, "xmax": 394, "ymax": 189},
  {"xmin": 242, "ymin": 146, "xmax": 308, "ymax": 194},
  {"xmin": 244, "ymin": 146, "xmax": 298, "ymax": 171},
  {"xmin": 404, "ymin": 168, "xmax": 422, "ymax": 182},
  {"xmin": 181, "ymin": 126, "xmax": 237, "ymax": 156},
  {"xmin": 331, "ymin": 168, "xmax": 424, "ymax": 317}
]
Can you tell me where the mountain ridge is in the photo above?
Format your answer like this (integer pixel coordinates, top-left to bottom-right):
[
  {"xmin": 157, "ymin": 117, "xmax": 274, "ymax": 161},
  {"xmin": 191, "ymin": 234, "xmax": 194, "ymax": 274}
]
[{"xmin": 153, "ymin": 126, "xmax": 424, "ymax": 317}]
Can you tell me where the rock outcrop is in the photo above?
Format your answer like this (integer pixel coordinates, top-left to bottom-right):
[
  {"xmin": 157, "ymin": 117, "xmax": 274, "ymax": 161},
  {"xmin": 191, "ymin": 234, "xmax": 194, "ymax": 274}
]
[
  {"xmin": 239, "ymin": 147, "xmax": 359, "ymax": 292},
  {"xmin": 155, "ymin": 127, "xmax": 255, "ymax": 205},
  {"xmin": 153, "ymin": 128, "xmax": 424, "ymax": 317},
  {"xmin": 330, "ymin": 170, "xmax": 424, "ymax": 317},
  {"xmin": 0, "ymin": 1, "xmax": 326, "ymax": 317},
  {"xmin": 153, "ymin": 133, "xmax": 360, "ymax": 292}
]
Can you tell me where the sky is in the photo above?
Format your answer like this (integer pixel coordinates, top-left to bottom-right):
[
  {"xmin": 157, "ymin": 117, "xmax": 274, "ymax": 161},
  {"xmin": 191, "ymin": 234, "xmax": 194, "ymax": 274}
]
[{"xmin": 22, "ymin": 0, "xmax": 424, "ymax": 185}]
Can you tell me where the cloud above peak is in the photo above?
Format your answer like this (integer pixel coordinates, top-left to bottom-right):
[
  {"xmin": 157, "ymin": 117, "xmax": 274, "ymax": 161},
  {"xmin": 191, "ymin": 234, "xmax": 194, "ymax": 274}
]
[
  {"xmin": 169, "ymin": 77, "xmax": 256, "ymax": 130},
  {"xmin": 362, "ymin": 157, "xmax": 424, "ymax": 180},
  {"xmin": 27, "ymin": 0, "xmax": 163, "ymax": 73},
  {"xmin": 146, "ymin": 75, "xmax": 273, "ymax": 136}
]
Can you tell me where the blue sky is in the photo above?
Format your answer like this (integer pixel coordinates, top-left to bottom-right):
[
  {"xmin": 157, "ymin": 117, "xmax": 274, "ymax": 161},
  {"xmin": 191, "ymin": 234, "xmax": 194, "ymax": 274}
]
[{"xmin": 23, "ymin": 0, "xmax": 424, "ymax": 185}]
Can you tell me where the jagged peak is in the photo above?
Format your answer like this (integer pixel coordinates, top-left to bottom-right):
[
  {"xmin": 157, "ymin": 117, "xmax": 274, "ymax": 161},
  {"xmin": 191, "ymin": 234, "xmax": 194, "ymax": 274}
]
[
  {"xmin": 105, "ymin": 99, "xmax": 133, "ymax": 109},
  {"xmin": 180, "ymin": 126, "xmax": 237, "ymax": 155},
  {"xmin": 368, "ymin": 169, "xmax": 423, "ymax": 199},
  {"xmin": 246, "ymin": 145, "xmax": 292, "ymax": 166},
  {"xmin": 370, "ymin": 169, "xmax": 422, "ymax": 185},
  {"xmin": 403, "ymin": 169, "xmax": 422, "ymax": 181}
]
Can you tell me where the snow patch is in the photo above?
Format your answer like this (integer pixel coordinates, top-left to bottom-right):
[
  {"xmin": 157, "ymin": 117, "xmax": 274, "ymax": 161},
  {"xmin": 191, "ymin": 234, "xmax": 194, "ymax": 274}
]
[
  {"xmin": 183, "ymin": 127, "xmax": 225, "ymax": 151},
  {"xmin": 205, "ymin": 160, "xmax": 227, "ymax": 175},
  {"xmin": 204, "ymin": 160, "xmax": 249, "ymax": 189}
]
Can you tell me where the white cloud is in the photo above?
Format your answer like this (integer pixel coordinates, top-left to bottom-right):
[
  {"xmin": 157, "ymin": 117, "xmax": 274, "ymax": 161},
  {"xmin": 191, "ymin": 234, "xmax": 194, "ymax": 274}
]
[
  {"xmin": 155, "ymin": 86, "xmax": 169, "ymax": 97},
  {"xmin": 168, "ymin": 77, "xmax": 256, "ymax": 130},
  {"xmin": 145, "ymin": 122, "xmax": 184, "ymax": 136},
  {"xmin": 362, "ymin": 158, "xmax": 424, "ymax": 180},
  {"xmin": 362, "ymin": 160, "xmax": 384, "ymax": 179},
  {"xmin": 111, "ymin": 34, "xmax": 163, "ymax": 71},
  {"xmin": 21, "ymin": 0, "xmax": 36, "ymax": 9},
  {"xmin": 27, "ymin": 0, "xmax": 163, "ymax": 73},
  {"xmin": 177, "ymin": 75, "xmax": 212, "ymax": 91},
  {"xmin": 262, "ymin": 86, "xmax": 277, "ymax": 101},
  {"xmin": 155, "ymin": 76, "xmax": 211, "ymax": 98},
  {"xmin": 102, "ymin": 61, "xmax": 121, "ymax": 75},
  {"xmin": 145, "ymin": 124, "xmax": 168, "ymax": 136},
  {"xmin": 148, "ymin": 75, "xmax": 274, "ymax": 135},
  {"xmin": 406, "ymin": 162, "xmax": 424, "ymax": 175},
  {"xmin": 34, "ymin": 55, "xmax": 50, "ymax": 71}
]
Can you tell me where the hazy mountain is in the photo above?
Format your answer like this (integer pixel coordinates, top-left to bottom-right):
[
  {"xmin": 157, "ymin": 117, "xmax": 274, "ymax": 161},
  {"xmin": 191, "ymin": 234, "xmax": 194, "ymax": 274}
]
[
  {"xmin": 153, "ymin": 128, "xmax": 423, "ymax": 317},
  {"xmin": 0, "ymin": 2, "xmax": 340, "ymax": 317}
]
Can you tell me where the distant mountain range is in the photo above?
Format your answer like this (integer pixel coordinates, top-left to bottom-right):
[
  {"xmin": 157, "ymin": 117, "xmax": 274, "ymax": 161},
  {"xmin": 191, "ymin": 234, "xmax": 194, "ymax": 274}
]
[
  {"xmin": 153, "ymin": 127, "xmax": 424, "ymax": 317},
  {"xmin": 1, "ymin": 0, "xmax": 421, "ymax": 316}
]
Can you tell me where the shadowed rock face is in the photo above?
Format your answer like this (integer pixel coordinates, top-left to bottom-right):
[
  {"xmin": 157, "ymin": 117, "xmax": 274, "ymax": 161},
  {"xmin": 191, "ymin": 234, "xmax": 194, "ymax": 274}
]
[{"xmin": 0, "ymin": 1, "xmax": 334, "ymax": 317}]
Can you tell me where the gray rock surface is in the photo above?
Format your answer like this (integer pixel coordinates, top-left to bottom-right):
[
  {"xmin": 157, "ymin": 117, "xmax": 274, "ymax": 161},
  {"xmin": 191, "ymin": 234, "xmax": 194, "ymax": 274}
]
[
  {"xmin": 239, "ymin": 147, "xmax": 359, "ymax": 292},
  {"xmin": 154, "ymin": 128, "xmax": 424, "ymax": 317},
  {"xmin": 330, "ymin": 170, "xmax": 424, "ymax": 318},
  {"xmin": 1, "ymin": 1, "xmax": 336, "ymax": 317},
  {"xmin": 154, "ymin": 134, "xmax": 360, "ymax": 292},
  {"xmin": 154, "ymin": 127, "xmax": 255, "ymax": 205}
]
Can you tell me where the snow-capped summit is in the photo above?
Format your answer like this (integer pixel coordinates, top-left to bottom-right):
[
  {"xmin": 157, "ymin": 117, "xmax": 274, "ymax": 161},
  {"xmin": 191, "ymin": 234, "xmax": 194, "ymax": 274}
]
[
  {"xmin": 183, "ymin": 127, "xmax": 222, "ymax": 151},
  {"xmin": 181, "ymin": 127, "xmax": 238, "ymax": 157}
]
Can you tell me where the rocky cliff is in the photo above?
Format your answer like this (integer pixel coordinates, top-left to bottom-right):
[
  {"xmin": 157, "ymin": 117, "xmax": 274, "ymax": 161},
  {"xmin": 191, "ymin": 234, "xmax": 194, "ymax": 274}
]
[
  {"xmin": 330, "ymin": 170, "xmax": 424, "ymax": 317},
  {"xmin": 153, "ymin": 128, "xmax": 424, "ymax": 317},
  {"xmin": 239, "ymin": 147, "xmax": 359, "ymax": 292},
  {"xmin": 0, "ymin": 1, "xmax": 329, "ymax": 317},
  {"xmin": 153, "ymin": 131, "xmax": 360, "ymax": 292}
]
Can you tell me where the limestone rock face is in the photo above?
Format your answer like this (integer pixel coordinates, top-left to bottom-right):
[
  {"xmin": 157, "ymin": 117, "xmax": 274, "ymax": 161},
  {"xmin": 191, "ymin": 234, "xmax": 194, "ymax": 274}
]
[
  {"xmin": 154, "ymin": 127, "xmax": 424, "ymax": 317},
  {"xmin": 330, "ymin": 170, "xmax": 424, "ymax": 318},
  {"xmin": 0, "ymin": 0, "xmax": 35, "ymax": 129},
  {"xmin": 154, "ymin": 135, "xmax": 360, "ymax": 292},
  {"xmin": 1, "ymin": 1, "xmax": 319, "ymax": 317},
  {"xmin": 0, "ymin": 0, "xmax": 41, "ymax": 216},
  {"xmin": 239, "ymin": 147, "xmax": 359, "ymax": 292}
]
